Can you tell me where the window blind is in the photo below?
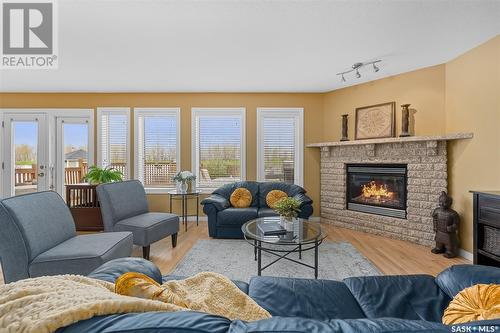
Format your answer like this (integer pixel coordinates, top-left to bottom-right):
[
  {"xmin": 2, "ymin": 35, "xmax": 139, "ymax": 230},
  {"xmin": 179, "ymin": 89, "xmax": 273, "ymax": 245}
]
[
  {"xmin": 136, "ymin": 112, "xmax": 178, "ymax": 188},
  {"xmin": 99, "ymin": 110, "xmax": 129, "ymax": 179},
  {"xmin": 195, "ymin": 113, "xmax": 243, "ymax": 189},
  {"xmin": 262, "ymin": 117, "xmax": 296, "ymax": 184}
]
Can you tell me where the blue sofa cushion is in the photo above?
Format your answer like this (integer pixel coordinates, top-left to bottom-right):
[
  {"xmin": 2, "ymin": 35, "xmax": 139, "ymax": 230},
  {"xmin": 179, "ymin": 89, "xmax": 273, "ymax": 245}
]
[
  {"xmin": 217, "ymin": 207, "xmax": 258, "ymax": 226},
  {"xmin": 163, "ymin": 275, "xmax": 250, "ymax": 294},
  {"xmin": 258, "ymin": 182, "xmax": 306, "ymax": 208},
  {"xmin": 344, "ymin": 275, "xmax": 451, "ymax": 322},
  {"xmin": 114, "ymin": 212, "xmax": 179, "ymax": 246},
  {"xmin": 248, "ymin": 276, "xmax": 365, "ymax": 320},
  {"xmin": 257, "ymin": 207, "xmax": 278, "ymax": 217},
  {"xmin": 435, "ymin": 264, "xmax": 500, "ymax": 298},
  {"xmin": 29, "ymin": 232, "xmax": 133, "ymax": 277},
  {"xmin": 213, "ymin": 181, "xmax": 260, "ymax": 207},
  {"xmin": 229, "ymin": 317, "xmax": 449, "ymax": 333},
  {"xmin": 201, "ymin": 194, "xmax": 231, "ymax": 211},
  {"xmin": 88, "ymin": 257, "xmax": 163, "ymax": 284},
  {"xmin": 1, "ymin": 191, "xmax": 76, "ymax": 260},
  {"xmin": 57, "ymin": 312, "xmax": 231, "ymax": 333}
]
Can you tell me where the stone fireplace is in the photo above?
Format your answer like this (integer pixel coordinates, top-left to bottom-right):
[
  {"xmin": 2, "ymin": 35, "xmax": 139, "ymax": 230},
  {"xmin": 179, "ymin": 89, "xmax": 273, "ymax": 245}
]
[{"xmin": 307, "ymin": 133, "xmax": 473, "ymax": 246}]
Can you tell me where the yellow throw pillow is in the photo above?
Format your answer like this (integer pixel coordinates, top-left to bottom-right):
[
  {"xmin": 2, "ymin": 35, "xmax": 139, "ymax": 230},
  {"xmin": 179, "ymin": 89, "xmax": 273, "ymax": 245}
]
[
  {"xmin": 443, "ymin": 284, "xmax": 500, "ymax": 325},
  {"xmin": 266, "ymin": 190, "xmax": 288, "ymax": 209},
  {"xmin": 230, "ymin": 188, "xmax": 252, "ymax": 208}
]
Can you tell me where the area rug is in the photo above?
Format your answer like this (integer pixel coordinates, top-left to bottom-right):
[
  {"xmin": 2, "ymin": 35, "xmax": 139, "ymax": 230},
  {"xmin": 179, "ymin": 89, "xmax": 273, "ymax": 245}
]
[{"xmin": 170, "ymin": 239, "xmax": 380, "ymax": 282}]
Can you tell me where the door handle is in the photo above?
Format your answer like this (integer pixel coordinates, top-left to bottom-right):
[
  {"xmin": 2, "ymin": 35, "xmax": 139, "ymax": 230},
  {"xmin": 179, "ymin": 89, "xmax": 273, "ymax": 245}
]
[{"xmin": 38, "ymin": 172, "xmax": 45, "ymax": 177}]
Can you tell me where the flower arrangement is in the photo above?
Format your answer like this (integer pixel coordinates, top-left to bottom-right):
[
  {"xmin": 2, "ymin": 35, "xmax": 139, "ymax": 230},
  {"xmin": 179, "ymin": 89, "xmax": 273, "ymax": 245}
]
[
  {"xmin": 172, "ymin": 171, "xmax": 196, "ymax": 184},
  {"xmin": 273, "ymin": 197, "xmax": 301, "ymax": 221},
  {"xmin": 84, "ymin": 166, "xmax": 123, "ymax": 184}
]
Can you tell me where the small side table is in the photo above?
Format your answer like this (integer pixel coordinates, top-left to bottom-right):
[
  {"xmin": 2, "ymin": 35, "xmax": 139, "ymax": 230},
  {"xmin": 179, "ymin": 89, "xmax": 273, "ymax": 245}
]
[{"xmin": 168, "ymin": 190, "xmax": 202, "ymax": 232}]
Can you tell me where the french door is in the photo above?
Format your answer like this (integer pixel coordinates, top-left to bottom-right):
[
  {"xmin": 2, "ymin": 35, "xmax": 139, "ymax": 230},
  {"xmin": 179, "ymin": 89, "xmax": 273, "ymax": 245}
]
[
  {"xmin": 1, "ymin": 109, "xmax": 94, "ymax": 199},
  {"xmin": 2, "ymin": 114, "xmax": 49, "ymax": 197},
  {"xmin": 55, "ymin": 117, "xmax": 93, "ymax": 198}
]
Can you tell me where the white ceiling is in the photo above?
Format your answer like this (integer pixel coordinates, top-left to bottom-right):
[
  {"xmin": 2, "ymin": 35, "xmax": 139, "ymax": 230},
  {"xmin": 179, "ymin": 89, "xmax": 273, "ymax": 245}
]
[{"xmin": 1, "ymin": 0, "xmax": 499, "ymax": 93}]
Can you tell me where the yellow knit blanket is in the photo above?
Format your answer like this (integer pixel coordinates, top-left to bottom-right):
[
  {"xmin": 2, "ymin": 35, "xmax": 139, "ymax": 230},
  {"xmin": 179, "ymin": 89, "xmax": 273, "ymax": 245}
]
[{"xmin": 0, "ymin": 272, "xmax": 271, "ymax": 333}]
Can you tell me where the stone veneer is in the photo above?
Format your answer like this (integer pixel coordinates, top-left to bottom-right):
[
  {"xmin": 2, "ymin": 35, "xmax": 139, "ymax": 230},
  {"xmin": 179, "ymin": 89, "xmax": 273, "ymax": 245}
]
[{"xmin": 319, "ymin": 140, "xmax": 449, "ymax": 246}]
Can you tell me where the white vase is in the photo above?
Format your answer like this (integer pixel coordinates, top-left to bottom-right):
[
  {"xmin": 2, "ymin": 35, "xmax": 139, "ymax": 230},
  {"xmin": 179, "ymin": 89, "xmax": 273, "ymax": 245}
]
[
  {"xmin": 176, "ymin": 181, "xmax": 188, "ymax": 193},
  {"xmin": 280, "ymin": 216, "xmax": 295, "ymax": 232}
]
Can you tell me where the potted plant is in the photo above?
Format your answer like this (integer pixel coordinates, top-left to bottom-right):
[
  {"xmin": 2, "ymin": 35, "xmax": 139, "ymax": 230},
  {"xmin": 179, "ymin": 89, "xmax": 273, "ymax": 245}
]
[
  {"xmin": 273, "ymin": 197, "xmax": 301, "ymax": 231},
  {"xmin": 172, "ymin": 171, "xmax": 196, "ymax": 193},
  {"xmin": 83, "ymin": 166, "xmax": 123, "ymax": 185}
]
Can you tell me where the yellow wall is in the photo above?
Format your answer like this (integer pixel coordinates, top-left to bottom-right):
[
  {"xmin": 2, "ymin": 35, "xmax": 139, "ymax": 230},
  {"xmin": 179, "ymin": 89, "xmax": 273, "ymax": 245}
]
[
  {"xmin": 0, "ymin": 93, "xmax": 323, "ymax": 216},
  {"xmin": 445, "ymin": 35, "xmax": 500, "ymax": 252},
  {"xmin": 322, "ymin": 64, "xmax": 446, "ymax": 141},
  {"xmin": 320, "ymin": 36, "xmax": 499, "ymax": 253},
  {"xmin": 1, "ymin": 36, "xmax": 498, "ymax": 253}
]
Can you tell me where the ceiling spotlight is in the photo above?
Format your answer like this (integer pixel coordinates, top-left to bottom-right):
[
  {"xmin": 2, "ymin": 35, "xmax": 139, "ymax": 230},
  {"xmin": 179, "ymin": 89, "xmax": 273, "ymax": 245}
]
[{"xmin": 336, "ymin": 60, "xmax": 381, "ymax": 83}]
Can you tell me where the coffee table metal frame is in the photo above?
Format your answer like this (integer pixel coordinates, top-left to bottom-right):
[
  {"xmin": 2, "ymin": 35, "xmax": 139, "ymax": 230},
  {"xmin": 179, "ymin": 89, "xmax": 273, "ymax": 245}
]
[{"xmin": 242, "ymin": 219, "xmax": 326, "ymax": 279}]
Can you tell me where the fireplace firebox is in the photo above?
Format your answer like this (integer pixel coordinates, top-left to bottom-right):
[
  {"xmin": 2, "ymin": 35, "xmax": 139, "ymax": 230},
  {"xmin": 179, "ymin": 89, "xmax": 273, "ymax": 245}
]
[{"xmin": 346, "ymin": 164, "xmax": 407, "ymax": 219}]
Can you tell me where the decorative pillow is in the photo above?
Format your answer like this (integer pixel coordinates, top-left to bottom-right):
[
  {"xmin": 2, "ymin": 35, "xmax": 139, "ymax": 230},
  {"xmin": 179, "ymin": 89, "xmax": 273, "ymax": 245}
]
[
  {"xmin": 230, "ymin": 188, "xmax": 252, "ymax": 208},
  {"xmin": 443, "ymin": 284, "xmax": 500, "ymax": 325},
  {"xmin": 266, "ymin": 190, "xmax": 288, "ymax": 209}
]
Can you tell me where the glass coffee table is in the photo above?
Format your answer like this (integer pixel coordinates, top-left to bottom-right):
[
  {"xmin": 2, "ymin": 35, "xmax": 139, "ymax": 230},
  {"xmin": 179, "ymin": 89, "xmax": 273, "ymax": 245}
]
[{"xmin": 242, "ymin": 217, "xmax": 326, "ymax": 279}]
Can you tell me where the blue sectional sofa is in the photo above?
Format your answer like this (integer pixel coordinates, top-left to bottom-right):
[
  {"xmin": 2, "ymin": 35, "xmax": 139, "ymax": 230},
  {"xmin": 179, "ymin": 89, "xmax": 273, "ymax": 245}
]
[
  {"xmin": 57, "ymin": 257, "xmax": 500, "ymax": 333},
  {"xmin": 201, "ymin": 181, "xmax": 314, "ymax": 238}
]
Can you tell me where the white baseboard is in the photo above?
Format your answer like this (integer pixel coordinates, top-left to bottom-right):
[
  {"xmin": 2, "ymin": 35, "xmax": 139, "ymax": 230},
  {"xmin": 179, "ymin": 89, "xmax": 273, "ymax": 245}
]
[
  {"xmin": 184, "ymin": 216, "xmax": 320, "ymax": 222},
  {"xmin": 459, "ymin": 248, "xmax": 473, "ymax": 261}
]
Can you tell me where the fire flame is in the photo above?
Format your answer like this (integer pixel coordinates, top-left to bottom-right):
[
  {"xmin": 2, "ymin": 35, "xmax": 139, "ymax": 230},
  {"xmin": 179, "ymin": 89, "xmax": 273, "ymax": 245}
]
[{"xmin": 361, "ymin": 181, "xmax": 394, "ymax": 200}]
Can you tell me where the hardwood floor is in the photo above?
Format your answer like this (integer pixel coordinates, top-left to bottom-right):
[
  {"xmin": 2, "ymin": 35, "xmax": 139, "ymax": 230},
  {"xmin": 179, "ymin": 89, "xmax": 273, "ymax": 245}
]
[
  {"xmin": 139, "ymin": 221, "xmax": 469, "ymax": 277},
  {"xmin": 0, "ymin": 221, "xmax": 469, "ymax": 284}
]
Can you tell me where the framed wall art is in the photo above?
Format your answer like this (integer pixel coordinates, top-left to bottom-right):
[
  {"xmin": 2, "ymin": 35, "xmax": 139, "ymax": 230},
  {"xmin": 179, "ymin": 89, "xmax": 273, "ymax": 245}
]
[{"xmin": 355, "ymin": 102, "xmax": 396, "ymax": 140}]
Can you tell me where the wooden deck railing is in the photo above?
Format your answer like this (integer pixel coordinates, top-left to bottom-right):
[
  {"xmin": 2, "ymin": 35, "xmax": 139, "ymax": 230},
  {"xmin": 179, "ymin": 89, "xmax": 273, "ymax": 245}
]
[
  {"xmin": 15, "ymin": 161, "xmax": 176, "ymax": 186},
  {"xmin": 15, "ymin": 161, "xmax": 88, "ymax": 186},
  {"xmin": 15, "ymin": 165, "xmax": 37, "ymax": 185}
]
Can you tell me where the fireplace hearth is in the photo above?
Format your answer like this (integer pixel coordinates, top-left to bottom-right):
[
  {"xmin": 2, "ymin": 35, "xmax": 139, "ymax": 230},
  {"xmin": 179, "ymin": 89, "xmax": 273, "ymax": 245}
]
[{"xmin": 346, "ymin": 164, "xmax": 407, "ymax": 219}]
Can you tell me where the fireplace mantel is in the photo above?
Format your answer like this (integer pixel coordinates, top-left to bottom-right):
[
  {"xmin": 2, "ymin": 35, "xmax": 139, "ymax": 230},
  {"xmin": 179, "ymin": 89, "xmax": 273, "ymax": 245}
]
[
  {"xmin": 307, "ymin": 132, "xmax": 473, "ymax": 148},
  {"xmin": 315, "ymin": 132, "xmax": 473, "ymax": 246}
]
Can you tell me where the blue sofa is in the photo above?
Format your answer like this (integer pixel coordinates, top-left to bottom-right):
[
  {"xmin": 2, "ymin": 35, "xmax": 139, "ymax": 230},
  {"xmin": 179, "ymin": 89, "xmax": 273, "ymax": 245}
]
[
  {"xmin": 57, "ymin": 257, "xmax": 500, "ymax": 333},
  {"xmin": 201, "ymin": 181, "xmax": 314, "ymax": 238}
]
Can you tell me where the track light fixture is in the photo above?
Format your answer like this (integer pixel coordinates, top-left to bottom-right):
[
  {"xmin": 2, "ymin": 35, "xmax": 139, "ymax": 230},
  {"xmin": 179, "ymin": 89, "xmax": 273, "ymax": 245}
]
[{"xmin": 336, "ymin": 60, "xmax": 382, "ymax": 83}]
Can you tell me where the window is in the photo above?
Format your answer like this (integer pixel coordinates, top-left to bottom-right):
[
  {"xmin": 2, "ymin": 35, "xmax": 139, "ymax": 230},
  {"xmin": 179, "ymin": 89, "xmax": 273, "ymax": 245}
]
[
  {"xmin": 192, "ymin": 108, "xmax": 246, "ymax": 190},
  {"xmin": 134, "ymin": 108, "xmax": 180, "ymax": 191},
  {"xmin": 257, "ymin": 108, "xmax": 304, "ymax": 186},
  {"xmin": 97, "ymin": 108, "xmax": 130, "ymax": 179}
]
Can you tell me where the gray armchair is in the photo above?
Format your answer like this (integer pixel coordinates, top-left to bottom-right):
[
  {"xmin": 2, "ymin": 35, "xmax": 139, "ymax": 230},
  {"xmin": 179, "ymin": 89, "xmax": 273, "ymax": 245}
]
[
  {"xmin": 96, "ymin": 180, "xmax": 179, "ymax": 260},
  {"xmin": 0, "ymin": 191, "xmax": 133, "ymax": 283}
]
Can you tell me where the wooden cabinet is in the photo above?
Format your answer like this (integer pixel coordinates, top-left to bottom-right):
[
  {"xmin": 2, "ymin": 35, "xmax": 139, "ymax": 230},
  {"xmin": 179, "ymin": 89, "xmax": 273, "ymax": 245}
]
[
  {"xmin": 66, "ymin": 183, "xmax": 104, "ymax": 231},
  {"xmin": 471, "ymin": 191, "xmax": 500, "ymax": 267}
]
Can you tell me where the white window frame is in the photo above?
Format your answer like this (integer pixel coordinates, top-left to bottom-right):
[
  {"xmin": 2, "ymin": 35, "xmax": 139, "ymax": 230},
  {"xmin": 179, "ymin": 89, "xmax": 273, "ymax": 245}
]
[
  {"xmin": 96, "ymin": 107, "xmax": 131, "ymax": 179},
  {"xmin": 256, "ymin": 107, "xmax": 304, "ymax": 186},
  {"xmin": 133, "ymin": 107, "xmax": 181, "ymax": 193},
  {"xmin": 191, "ymin": 107, "xmax": 246, "ymax": 191}
]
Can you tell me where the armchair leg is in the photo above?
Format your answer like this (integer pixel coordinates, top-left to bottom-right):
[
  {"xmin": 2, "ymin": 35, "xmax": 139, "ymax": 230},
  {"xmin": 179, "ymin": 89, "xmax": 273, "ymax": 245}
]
[
  {"xmin": 142, "ymin": 246, "xmax": 150, "ymax": 260},
  {"xmin": 171, "ymin": 233, "xmax": 178, "ymax": 248}
]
